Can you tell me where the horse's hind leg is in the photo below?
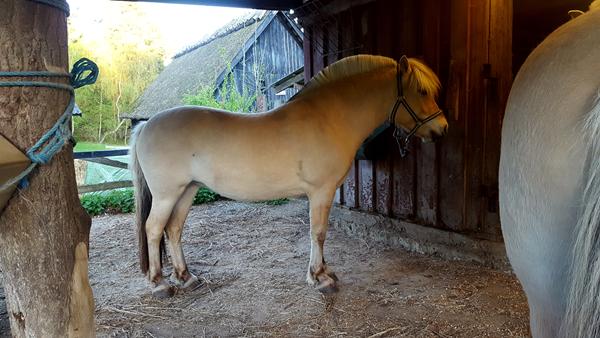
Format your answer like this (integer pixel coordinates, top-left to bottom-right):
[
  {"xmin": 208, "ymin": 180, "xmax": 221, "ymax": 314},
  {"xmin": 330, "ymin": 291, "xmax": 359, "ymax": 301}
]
[
  {"xmin": 166, "ymin": 183, "xmax": 201, "ymax": 291},
  {"xmin": 306, "ymin": 187, "xmax": 338, "ymax": 293},
  {"xmin": 146, "ymin": 188, "xmax": 184, "ymax": 298}
]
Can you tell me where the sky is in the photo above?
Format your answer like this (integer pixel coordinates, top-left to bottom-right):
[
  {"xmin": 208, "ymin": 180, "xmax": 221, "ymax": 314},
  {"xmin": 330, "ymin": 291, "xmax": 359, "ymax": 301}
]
[{"xmin": 68, "ymin": 0, "xmax": 252, "ymax": 59}]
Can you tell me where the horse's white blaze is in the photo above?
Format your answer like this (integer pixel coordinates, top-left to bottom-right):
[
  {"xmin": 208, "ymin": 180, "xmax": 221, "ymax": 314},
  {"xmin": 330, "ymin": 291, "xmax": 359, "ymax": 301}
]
[
  {"xmin": 499, "ymin": 9, "xmax": 600, "ymax": 337},
  {"xmin": 131, "ymin": 54, "xmax": 447, "ymax": 295}
]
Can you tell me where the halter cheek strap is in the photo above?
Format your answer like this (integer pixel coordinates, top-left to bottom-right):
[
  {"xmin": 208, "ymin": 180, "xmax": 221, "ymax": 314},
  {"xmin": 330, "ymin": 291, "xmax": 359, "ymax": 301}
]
[{"xmin": 388, "ymin": 60, "xmax": 443, "ymax": 157}]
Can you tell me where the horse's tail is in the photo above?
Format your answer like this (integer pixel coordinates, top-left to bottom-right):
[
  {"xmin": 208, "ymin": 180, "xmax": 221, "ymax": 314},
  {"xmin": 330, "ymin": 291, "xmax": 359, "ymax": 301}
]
[
  {"xmin": 563, "ymin": 92, "xmax": 600, "ymax": 337},
  {"xmin": 129, "ymin": 122, "xmax": 153, "ymax": 275}
]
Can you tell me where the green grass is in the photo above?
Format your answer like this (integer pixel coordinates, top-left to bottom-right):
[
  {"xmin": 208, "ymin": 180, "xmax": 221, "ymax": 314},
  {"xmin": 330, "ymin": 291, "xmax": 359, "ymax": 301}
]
[{"xmin": 74, "ymin": 142, "xmax": 108, "ymax": 152}]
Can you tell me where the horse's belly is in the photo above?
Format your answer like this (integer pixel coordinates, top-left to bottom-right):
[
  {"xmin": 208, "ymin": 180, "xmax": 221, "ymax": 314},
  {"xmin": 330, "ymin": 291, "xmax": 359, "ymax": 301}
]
[
  {"xmin": 192, "ymin": 163, "xmax": 306, "ymax": 201},
  {"xmin": 210, "ymin": 180, "xmax": 305, "ymax": 201}
]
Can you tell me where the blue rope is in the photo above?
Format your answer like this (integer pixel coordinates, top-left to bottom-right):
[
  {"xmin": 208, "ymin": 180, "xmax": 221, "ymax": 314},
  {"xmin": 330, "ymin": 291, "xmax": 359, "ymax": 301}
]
[
  {"xmin": 27, "ymin": 0, "xmax": 70, "ymax": 16},
  {"xmin": 0, "ymin": 58, "xmax": 98, "ymax": 192}
]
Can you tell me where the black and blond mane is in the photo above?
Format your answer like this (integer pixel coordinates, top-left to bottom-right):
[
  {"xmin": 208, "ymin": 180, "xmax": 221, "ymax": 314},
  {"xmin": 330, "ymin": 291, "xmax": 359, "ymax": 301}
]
[{"xmin": 295, "ymin": 54, "xmax": 441, "ymax": 100}]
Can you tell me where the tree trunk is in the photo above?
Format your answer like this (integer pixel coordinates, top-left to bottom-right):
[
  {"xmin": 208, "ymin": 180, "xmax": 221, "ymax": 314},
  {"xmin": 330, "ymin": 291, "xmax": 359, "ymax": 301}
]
[{"xmin": 0, "ymin": 1, "xmax": 95, "ymax": 337}]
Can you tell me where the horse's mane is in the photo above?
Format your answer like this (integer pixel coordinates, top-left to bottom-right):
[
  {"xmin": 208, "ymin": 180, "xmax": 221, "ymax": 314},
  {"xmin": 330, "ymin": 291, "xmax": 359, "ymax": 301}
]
[
  {"xmin": 407, "ymin": 58, "xmax": 441, "ymax": 97},
  {"xmin": 591, "ymin": 0, "xmax": 600, "ymax": 11},
  {"xmin": 293, "ymin": 54, "xmax": 441, "ymax": 100}
]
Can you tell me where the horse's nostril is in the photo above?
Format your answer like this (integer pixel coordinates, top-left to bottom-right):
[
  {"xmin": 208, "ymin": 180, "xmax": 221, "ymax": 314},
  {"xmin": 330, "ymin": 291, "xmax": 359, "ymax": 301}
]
[{"xmin": 443, "ymin": 125, "xmax": 448, "ymax": 135}]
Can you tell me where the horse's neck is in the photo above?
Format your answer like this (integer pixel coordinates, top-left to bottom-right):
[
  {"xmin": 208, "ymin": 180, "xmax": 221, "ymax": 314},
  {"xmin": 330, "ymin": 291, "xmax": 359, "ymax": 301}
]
[{"xmin": 304, "ymin": 74, "xmax": 396, "ymax": 149}]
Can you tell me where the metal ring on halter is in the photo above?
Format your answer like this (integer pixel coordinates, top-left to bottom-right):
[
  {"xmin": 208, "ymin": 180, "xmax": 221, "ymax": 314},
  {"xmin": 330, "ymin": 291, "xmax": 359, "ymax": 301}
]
[{"xmin": 388, "ymin": 58, "xmax": 443, "ymax": 157}]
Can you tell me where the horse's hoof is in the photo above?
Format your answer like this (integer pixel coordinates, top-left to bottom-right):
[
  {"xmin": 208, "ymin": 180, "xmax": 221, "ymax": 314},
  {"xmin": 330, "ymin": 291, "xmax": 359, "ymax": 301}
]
[
  {"xmin": 316, "ymin": 278, "xmax": 339, "ymax": 294},
  {"xmin": 151, "ymin": 284, "xmax": 174, "ymax": 299},
  {"xmin": 181, "ymin": 275, "xmax": 203, "ymax": 292},
  {"xmin": 329, "ymin": 271, "xmax": 339, "ymax": 282}
]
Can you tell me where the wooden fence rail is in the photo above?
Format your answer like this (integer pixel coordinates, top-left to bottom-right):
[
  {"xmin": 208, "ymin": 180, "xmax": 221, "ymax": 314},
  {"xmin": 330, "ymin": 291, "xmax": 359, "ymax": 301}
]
[{"xmin": 74, "ymin": 149, "xmax": 131, "ymax": 194}]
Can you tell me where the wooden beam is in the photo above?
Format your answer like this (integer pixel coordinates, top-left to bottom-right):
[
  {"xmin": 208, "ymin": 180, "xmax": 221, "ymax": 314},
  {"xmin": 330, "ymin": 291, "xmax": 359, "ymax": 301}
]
[
  {"xmin": 83, "ymin": 157, "xmax": 129, "ymax": 170},
  {"xmin": 116, "ymin": 0, "xmax": 303, "ymax": 10},
  {"xmin": 78, "ymin": 180, "xmax": 133, "ymax": 194},
  {"xmin": 272, "ymin": 67, "xmax": 304, "ymax": 92},
  {"xmin": 74, "ymin": 149, "xmax": 129, "ymax": 159}
]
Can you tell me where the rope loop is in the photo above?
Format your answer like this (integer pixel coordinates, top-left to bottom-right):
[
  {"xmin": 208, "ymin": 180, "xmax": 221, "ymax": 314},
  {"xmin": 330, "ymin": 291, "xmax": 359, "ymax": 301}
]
[{"xmin": 71, "ymin": 58, "xmax": 99, "ymax": 89}]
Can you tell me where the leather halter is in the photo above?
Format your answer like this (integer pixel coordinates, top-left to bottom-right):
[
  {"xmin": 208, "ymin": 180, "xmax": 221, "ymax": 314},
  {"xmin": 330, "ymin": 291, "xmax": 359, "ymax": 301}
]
[{"xmin": 388, "ymin": 60, "xmax": 443, "ymax": 157}]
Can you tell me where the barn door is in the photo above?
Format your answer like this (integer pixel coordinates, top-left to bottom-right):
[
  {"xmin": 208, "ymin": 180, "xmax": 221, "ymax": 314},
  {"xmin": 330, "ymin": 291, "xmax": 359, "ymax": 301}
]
[{"xmin": 443, "ymin": 0, "xmax": 512, "ymax": 239}]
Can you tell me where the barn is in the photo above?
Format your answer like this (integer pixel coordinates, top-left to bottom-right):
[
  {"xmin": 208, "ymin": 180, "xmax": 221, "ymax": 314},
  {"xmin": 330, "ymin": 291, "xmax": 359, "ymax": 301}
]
[
  {"xmin": 294, "ymin": 0, "xmax": 592, "ymax": 265},
  {"xmin": 123, "ymin": 10, "xmax": 304, "ymax": 125},
  {"xmin": 0, "ymin": 0, "xmax": 594, "ymax": 336}
]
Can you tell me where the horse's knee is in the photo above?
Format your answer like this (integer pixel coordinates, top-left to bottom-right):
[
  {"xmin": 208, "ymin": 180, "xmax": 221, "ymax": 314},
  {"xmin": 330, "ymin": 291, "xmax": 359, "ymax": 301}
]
[{"xmin": 311, "ymin": 228, "xmax": 327, "ymax": 244}]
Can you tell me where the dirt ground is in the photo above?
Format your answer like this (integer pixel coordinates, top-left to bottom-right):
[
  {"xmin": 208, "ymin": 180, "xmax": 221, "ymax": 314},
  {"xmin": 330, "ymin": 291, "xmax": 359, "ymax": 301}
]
[{"xmin": 0, "ymin": 199, "xmax": 529, "ymax": 337}]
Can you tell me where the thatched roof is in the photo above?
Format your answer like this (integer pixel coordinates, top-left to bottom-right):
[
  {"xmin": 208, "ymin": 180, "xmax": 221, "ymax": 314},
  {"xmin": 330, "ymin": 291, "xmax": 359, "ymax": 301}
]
[{"xmin": 122, "ymin": 12, "xmax": 267, "ymax": 120}]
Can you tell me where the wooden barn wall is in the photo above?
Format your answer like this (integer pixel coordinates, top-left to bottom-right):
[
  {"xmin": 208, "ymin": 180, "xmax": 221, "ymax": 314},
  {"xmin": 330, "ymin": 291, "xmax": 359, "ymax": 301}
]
[
  {"xmin": 301, "ymin": 0, "xmax": 512, "ymax": 240},
  {"xmin": 223, "ymin": 14, "xmax": 304, "ymax": 110}
]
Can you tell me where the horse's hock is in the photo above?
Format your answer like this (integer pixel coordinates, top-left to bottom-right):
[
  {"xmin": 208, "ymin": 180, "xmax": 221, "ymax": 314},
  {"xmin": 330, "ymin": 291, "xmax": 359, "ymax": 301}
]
[{"xmin": 0, "ymin": 198, "xmax": 529, "ymax": 336}]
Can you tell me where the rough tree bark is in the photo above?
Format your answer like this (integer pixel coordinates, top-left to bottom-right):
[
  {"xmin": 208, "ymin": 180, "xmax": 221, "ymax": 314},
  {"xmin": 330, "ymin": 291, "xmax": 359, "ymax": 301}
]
[{"xmin": 0, "ymin": 1, "xmax": 95, "ymax": 337}]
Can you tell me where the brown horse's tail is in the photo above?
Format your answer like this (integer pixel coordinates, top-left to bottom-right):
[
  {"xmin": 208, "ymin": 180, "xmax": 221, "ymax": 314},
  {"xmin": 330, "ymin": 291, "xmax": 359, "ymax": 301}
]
[{"xmin": 130, "ymin": 122, "xmax": 153, "ymax": 274}]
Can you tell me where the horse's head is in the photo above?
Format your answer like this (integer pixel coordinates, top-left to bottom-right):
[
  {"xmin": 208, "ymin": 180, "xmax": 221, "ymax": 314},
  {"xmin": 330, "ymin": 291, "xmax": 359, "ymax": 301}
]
[{"xmin": 392, "ymin": 56, "xmax": 448, "ymax": 144}]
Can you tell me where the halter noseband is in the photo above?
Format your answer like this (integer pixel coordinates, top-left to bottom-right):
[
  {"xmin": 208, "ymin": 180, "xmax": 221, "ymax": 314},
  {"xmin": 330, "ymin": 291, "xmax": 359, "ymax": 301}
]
[{"xmin": 388, "ymin": 60, "xmax": 443, "ymax": 157}]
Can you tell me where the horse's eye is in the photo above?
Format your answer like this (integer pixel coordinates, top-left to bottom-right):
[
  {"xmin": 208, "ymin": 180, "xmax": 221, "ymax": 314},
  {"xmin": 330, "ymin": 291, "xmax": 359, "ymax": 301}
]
[{"xmin": 419, "ymin": 90, "xmax": 428, "ymax": 97}]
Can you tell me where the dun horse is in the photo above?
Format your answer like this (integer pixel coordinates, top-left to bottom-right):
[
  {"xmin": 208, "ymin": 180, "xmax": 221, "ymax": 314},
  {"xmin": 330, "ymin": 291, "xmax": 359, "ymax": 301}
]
[
  {"xmin": 499, "ymin": 7, "xmax": 600, "ymax": 338},
  {"xmin": 130, "ymin": 55, "xmax": 448, "ymax": 298}
]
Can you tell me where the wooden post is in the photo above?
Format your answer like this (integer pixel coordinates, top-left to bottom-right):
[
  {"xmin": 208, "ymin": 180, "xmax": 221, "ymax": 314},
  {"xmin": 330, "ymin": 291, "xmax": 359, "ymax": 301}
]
[{"xmin": 0, "ymin": 1, "xmax": 95, "ymax": 337}]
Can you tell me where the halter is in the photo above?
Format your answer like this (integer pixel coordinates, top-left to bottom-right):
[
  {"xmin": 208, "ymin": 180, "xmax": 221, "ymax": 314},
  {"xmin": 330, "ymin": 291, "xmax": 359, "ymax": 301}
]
[{"xmin": 388, "ymin": 60, "xmax": 443, "ymax": 157}]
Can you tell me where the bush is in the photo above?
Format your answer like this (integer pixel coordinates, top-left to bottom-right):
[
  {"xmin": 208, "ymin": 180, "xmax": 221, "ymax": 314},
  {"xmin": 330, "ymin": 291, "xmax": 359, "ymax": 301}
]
[
  {"xmin": 193, "ymin": 188, "xmax": 220, "ymax": 205},
  {"xmin": 265, "ymin": 198, "xmax": 289, "ymax": 206},
  {"xmin": 80, "ymin": 187, "xmax": 220, "ymax": 216}
]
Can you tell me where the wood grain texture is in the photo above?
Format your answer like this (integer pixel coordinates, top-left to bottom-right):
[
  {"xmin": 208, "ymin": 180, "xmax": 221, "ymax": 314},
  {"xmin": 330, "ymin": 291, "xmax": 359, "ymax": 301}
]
[
  {"xmin": 0, "ymin": 1, "xmax": 94, "ymax": 336},
  {"xmin": 299, "ymin": 0, "xmax": 511, "ymax": 240}
]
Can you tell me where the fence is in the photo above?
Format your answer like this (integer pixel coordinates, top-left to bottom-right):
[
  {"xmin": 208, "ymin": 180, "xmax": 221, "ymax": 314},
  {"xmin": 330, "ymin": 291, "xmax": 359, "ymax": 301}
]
[{"xmin": 74, "ymin": 149, "xmax": 131, "ymax": 194}]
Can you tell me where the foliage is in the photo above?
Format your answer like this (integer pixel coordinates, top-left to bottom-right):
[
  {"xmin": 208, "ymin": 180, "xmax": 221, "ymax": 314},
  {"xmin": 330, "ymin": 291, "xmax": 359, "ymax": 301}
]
[
  {"xmin": 80, "ymin": 189, "xmax": 134, "ymax": 216},
  {"xmin": 183, "ymin": 67, "xmax": 257, "ymax": 113},
  {"xmin": 265, "ymin": 198, "xmax": 289, "ymax": 206},
  {"xmin": 69, "ymin": 3, "xmax": 165, "ymax": 145},
  {"xmin": 80, "ymin": 187, "xmax": 220, "ymax": 216},
  {"xmin": 193, "ymin": 188, "xmax": 221, "ymax": 205}
]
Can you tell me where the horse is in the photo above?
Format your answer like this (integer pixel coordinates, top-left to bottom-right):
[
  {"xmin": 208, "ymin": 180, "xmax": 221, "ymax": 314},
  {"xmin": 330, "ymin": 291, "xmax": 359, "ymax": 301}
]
[
  {"xmin": 129, "ymin": 54, "xmax": 448, "ymax": 298},
  {"xmin": 499, "ymin": 8, "xmax": 600, "ymax": 338}
]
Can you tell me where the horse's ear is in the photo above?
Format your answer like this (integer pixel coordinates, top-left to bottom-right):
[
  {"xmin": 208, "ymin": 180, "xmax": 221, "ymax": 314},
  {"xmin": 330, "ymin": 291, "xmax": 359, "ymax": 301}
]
[
  {"xmin": 399, "ymin": 55, "xmax": 410, "ymax": 73},
  {"xmin": 568, "ymin": 9, "xmax": 584, "ymax": 19}
]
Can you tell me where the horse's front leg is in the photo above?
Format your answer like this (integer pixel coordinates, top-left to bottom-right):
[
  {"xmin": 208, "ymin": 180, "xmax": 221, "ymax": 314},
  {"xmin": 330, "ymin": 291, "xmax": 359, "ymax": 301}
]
[{"xmin": 306, "ymin": 187, "xmax": 338, "ymax": 293}]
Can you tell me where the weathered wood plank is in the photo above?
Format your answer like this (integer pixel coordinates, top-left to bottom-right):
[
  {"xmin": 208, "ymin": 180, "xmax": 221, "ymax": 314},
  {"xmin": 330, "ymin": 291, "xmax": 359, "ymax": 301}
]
[
  {"xmin": 464, "ymin": 0, "xmax": 489, "ymax": 233},
  {"xmin": 343, "ymin": 163, "xmax": 358, "ymax": 208},
  {"xmin": 84, "ymin": 157, "xmax": 128, "ymax": 170},
  {"xmin": 439, "ymin": 0, "xmax": 468, "ymax": 231},
  {"xmin": 358, "ymin": 160, "xmax": 374, "ymax": 212},
  {"xmin": 481, "ymin": 0, "xmax": 512, "ymax": 240},
  {"xmin": 415, "ymin": 0, "xmax": 442, "ymax": 226},
  {"xmin": 78, "ymin": 180, "xmax": 133, "ymax": 194},
  {"xmin": 74, "ymin": 149, "xmax": 129, "ymax": 159}
]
